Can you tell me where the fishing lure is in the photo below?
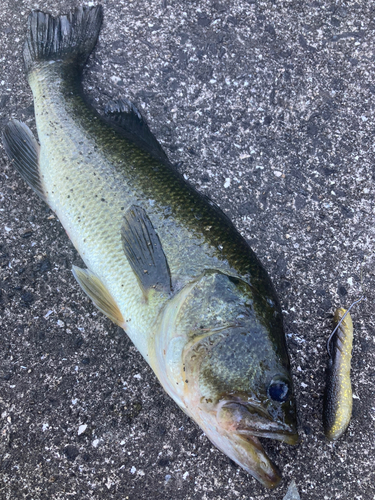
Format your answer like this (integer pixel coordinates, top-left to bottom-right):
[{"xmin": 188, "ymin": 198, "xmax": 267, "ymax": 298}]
[{"xmin": 323, "ymin": 307, "xmax": 355, "ymax": 440}]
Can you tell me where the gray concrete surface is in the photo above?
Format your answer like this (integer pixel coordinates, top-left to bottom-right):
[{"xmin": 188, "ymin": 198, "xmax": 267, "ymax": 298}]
[{"xmin": 0, "ymin": 1, "xmax": 374, "ymax": 499}]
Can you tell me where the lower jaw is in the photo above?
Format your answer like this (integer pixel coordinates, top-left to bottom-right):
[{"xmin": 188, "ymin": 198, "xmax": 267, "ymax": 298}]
[
  {"xmin": 231, "ymin": 431, "xmax": 299, "ymax": 488},
  {"xmin": 233, "ymin": 433, "xmax": 282, "ymax": 489}
]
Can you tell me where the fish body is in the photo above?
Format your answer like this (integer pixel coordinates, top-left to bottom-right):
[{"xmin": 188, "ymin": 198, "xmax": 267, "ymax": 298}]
[
  {"xmin": 3, "ymin": 6, "xmax": 298, "ymax": 488},
  {"xmin": 323, "ymin": 308, "xmax": 353, "ymax": 441}
]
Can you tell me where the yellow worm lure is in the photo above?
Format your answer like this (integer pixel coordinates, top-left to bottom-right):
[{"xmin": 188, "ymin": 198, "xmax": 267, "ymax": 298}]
[{"xmin": 323, "ymin": 307, "xmax": 354, "ymax": 440}]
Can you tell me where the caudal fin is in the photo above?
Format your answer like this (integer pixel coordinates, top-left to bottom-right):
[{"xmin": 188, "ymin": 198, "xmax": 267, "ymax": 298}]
[{"xmin": 23, "ymin": 5, "xmax": 103, "ymax": 75}]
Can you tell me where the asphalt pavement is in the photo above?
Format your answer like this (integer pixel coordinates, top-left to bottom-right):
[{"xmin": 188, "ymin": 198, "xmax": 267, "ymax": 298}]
[{"xmin": 0, "ymin": 1, "xmax": 374, "ymax": 499}]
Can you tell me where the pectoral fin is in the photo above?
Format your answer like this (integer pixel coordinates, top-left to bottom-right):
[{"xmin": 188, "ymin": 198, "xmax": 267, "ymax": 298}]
[
  {"xmin": 2, "ymin": 119, "xmax": 46, "ymax": 202},
  {"xmin": 121, "ymin": 205, "xmax": 172, "ymax": 297},
  {"xmin": 72, "ymin": 266, "xmax": 124, "ymax": 326}
]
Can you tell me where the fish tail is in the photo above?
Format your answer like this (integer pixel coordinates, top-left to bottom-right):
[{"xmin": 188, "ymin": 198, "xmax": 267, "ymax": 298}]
[{"xmin": 23, "ymin": 5, "xmax": 103, "ymax": 75}]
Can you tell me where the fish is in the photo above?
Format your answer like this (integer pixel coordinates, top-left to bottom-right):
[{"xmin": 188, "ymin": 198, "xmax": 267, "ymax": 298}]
[
  {"xmin": 2, "ymin": 5, "xmax": 298, "ymax": 488},
  {"xmin": 323, "ymin": 307, "xmax": 353, "ymax": 441}
]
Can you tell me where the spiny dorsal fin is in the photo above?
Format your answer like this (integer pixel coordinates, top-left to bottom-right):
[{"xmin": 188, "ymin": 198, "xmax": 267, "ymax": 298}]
[
  {"xmin": 72, "ymin": 266, "xmax": 125, "ymax": 327},
  {"xmin": 121, "ymin": 205, "xmax": 172, "ymax": 297},
  {"xmin": 104, "ymin": 99, "xmax": 171, "ymax": 165},
  {"xmin": 2, "ymin": 119, "xmax": 46, "ymax": 202}
]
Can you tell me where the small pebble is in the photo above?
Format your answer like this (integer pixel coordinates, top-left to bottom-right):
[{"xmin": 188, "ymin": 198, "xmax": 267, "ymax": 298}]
[
  {"xmin": 78, "ymin": 424, "xmax": 87, "ymax": 435},
  {"xmin": 283, "ymin": 480, "xmax": 300, "ymax": 500},
  {"xmin": 64, "ymin": 445, "xmax": 79, "ymax": 461}
]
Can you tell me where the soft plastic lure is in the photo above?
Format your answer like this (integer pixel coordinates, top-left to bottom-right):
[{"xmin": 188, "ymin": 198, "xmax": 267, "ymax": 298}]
[{"xmin": 323, "ymin": 307, "xmax": 354, "ymax": 440}]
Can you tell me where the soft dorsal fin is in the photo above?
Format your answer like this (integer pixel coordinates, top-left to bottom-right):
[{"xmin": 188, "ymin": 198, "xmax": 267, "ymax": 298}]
[
  {"xmin": 72, "ymin": 266, "xmax": 125, "ymax": 327},
  {"xmin": 121, "ymin": 205, "xmax": 172, "ymax": 297},
  {"xmin": 104, "ymin": 99, "xmax": 170, "ymax": 165},
  {"xmin": 2, "ymin": 119, "xmax": 47, "ymax": 202}
]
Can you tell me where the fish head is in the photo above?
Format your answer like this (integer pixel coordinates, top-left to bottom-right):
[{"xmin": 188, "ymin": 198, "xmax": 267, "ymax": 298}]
[
  {"xmin": 157, "ymin": 271, "xmax": 298, "ymax": 488},
  {"xmin": 199, "ymin": 374, "xmax": 298, "ymax": 489}
]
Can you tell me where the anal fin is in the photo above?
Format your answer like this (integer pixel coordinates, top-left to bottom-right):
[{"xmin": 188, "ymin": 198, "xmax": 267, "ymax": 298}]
[
  {"xmin": 2, "ymin": 119, "xmax": 46, "ymax": 202},
  {"xmin": 121, "ymin": 205, "xmax": 172, "ymax": 298},
  {"xmin": 72, "ymin": 266, "xmax": 125, "ymax": 327}
]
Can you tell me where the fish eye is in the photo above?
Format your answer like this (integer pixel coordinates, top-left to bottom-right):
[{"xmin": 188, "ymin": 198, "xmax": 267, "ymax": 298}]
[{"xmin": 268, "ymin": 379, "xmax": 289, "ymax": 402}]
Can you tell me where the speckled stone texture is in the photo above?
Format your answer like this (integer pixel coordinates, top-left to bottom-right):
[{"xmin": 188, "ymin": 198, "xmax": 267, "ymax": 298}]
[{"xmin": 0, "ymin": 1, "xmax": 374, "ymax": 499}]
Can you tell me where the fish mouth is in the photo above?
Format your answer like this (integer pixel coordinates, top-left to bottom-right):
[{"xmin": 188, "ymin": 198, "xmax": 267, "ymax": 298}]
[
  {"xmin": 236, "ymin": 420, "xmax": 299, "ymax": 446},
  {"xmin": 217, "ymin": 400, "xmax": 298, "ymax": 442},
  {"xmin": 211, "ymin": 400, "xmax": 298, "ymax": 488}
]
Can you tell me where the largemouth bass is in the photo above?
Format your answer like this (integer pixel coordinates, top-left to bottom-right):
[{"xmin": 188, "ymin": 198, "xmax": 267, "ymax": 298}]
[{"xmin": 3, "ymin": 5, "xmax": 298, "ymax": 488}]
